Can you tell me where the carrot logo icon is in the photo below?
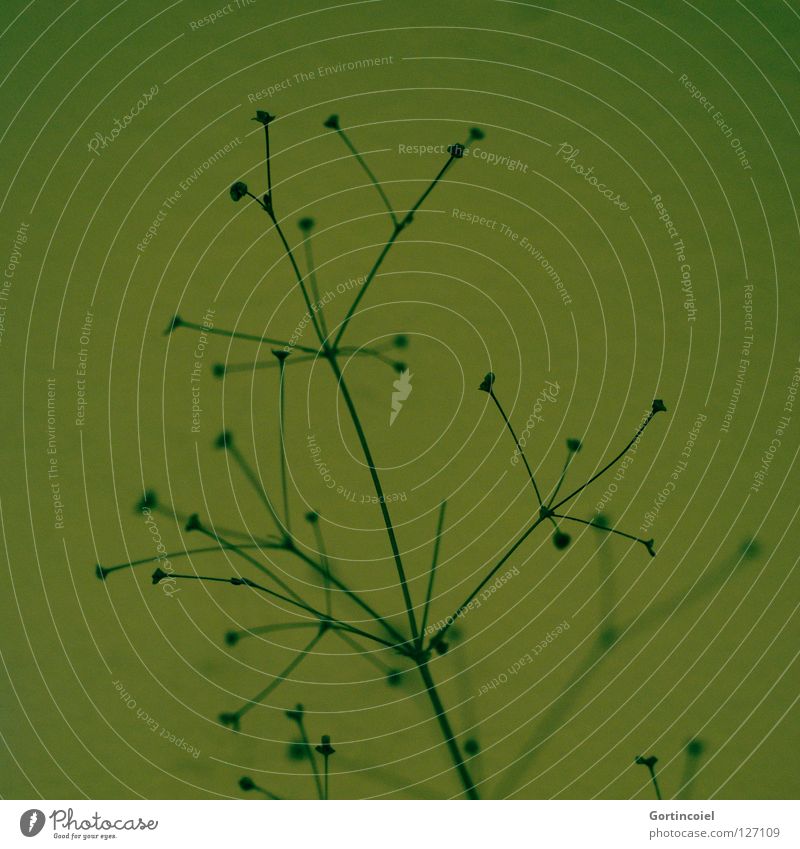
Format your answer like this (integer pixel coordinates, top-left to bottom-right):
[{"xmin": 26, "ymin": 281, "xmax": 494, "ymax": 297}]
[
  {"xmin": 19, "ymin": 809, "xmax": 45, "ymax": 837},
  {"xmin": 389, "ymin": 369, "xmax": 413, "ymax": 426}
]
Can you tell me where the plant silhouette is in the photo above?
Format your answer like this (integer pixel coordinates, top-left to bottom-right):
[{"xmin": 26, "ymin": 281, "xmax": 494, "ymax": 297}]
[{"xmin": 97, "ymin": 110, "xmax": 672, "ymax": 800}]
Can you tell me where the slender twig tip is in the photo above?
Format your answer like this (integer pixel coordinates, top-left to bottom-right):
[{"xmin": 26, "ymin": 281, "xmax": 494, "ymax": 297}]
[{"xmin": 230, "ymin": 181, "xmax": 248, "ymax": 202}]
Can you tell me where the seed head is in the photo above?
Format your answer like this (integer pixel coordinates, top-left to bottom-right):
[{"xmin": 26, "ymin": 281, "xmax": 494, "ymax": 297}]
[
  {"xmin": 286, "ymin": 704, "xmax": 304, "ymax": 722},
  {"xmin": 323, "ymin": 114, "xmax": 340, "ymax": 130},
  {"xmin": 214, "ymin": 430, "xmax": 233, "ymax": 450},
  {"xmin": 239, "ymin": 776, "xmax": 256, "ymax": 791},
  {"xmin": 652, "ymin": 399, "xmax": 667, "ymax": 414},
  {"xmin": 686, "ymin": 739, "xmax": 705, "ymax": 757},
  {"xmin": 164, "ymin": 314, "xmax": 183, "ymax": 335},
  {"xmin": 219, "ymin": 712, "xmax": 240, "ymax": 730},
  {"xmin": 298, "ymin": 216, "xmax": 315, "ymax": 232},
  {"xmin": 151, "ymin": 567, "xmax": 168, "ymax": 585}
]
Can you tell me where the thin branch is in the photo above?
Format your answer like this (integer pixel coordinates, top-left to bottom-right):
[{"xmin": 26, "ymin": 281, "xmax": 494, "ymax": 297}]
[
  {"xmin": 291, "ymin": 712, "xmax": 323, "ymax": 800},
  {"xmin": 331, "ymin": 124, "xmax": 398, "ymax": 226},
  {"xmin": 418, "ymin": 660, "xmax": 479, "ymax": 799},
  {"xmin": 96, "ymin": 542, "xmax": 275, "ymax": 580},
  {"xmin": 268, "ymin": 211, "xmax": 326, "ymax": 347},
  {"xmin": 327, "ymin": 355, "xmax": 418, "ymax": 643},
  {"xmin": 159, "ymin": 568, "xmax": 398, "ymax": 650},
  {"xmin": 551, "ymin": 406, "xmax": 663, "ymax": 511}
]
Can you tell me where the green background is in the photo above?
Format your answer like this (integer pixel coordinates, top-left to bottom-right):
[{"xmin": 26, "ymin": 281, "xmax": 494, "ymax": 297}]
[{"xmin": 1, "ymin": 0, "xmax": 798, "ymax": 799}]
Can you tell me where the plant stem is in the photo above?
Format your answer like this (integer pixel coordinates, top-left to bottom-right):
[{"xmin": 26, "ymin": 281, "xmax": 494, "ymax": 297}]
[{"xmin": 417, "ymin": 659, "xmax": 479, "ymax": 800}]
